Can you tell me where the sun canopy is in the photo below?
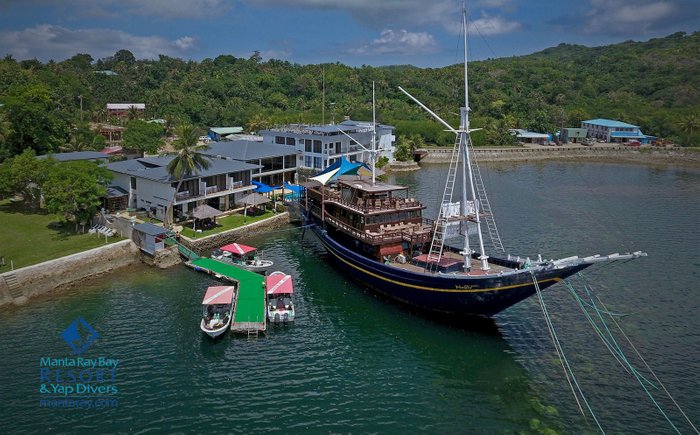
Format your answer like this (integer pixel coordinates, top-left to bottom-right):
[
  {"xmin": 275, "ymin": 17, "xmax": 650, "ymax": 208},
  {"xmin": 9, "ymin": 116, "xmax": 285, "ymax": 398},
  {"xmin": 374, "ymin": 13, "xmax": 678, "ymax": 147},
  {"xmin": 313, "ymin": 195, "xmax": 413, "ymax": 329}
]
[
  {"xmin": 202, "ymin": 286, "xmax": 235, "ymax": 305},
  {"xmin": 283, "ymin": 182, "xmax": 302, "ymax": 194},
  {"xmin": 310, "ymin": 157, "xmax": 363, "ymax": 185},
  {"xmin": 252, "ymin": 180, "xmax": 280, "ymax": 193},
  {"xmin": 266, "ymin": 273, "xmax": 294, "ymax": 295},
  {"xmin": 239, "ymin": 192, "xmax": 271, "ymax": 206},
  {"xmin": 192, "ymin": 204, "xmax": 224, "ymax": 220},
  {"xmin": 220, "ymin": 243, "xmax": 256, "ymax": 255}
]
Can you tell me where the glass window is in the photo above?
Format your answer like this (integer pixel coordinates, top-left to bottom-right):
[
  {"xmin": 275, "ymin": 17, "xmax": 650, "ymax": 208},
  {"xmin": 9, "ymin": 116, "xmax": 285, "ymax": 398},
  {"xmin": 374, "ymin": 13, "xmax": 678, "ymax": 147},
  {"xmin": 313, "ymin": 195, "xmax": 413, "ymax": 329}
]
[
  {"xmin": 286, "ymin": 137, "xmax": 295, "ymax": 145},
  {"xmin": 313, "ymin": 140, "xmax": 322, "ymax": 153},
  {"xmin": 313, "ymin": 157, "xmax": 322, "ymax": 169},
  {"xmin": 275, "ymin": 136, "xmax": 285, "ymax": 144},
  {"xmin": 304, "ymin": 156, "xmax": 312, "ymax": 168},
  {"xmin": 305, "ymin": 139, "xmax": 312, "ymax": 152}
]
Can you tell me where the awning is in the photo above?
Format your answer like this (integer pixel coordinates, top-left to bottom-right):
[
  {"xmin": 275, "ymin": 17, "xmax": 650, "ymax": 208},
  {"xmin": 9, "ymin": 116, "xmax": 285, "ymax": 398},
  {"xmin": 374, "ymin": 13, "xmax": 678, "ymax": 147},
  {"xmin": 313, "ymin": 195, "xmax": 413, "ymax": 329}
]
[
  {"xmin": 283, "ymin": 182, "xmax": 303, "ymax": 194},
  {"xmin": 192, "ymin": 204, "xmax": 224, "ymax": 220},
  {"xmin": 220, "ymin": 243, "xmax": 256, "ymax": 255},
  {"xmin": 266, "ymin": 272, "xmax": 294, "ymax": 295},
  {"xmin": 202, "ymin": 286, "xmax": 235, "ymax": 305},
  {"xmin": 239, "ymin": 192, "xmax": 271, "ymax": 206},
  {"xmin": 252, "ymin": 180, "xmax": 279, "ymax": 193},
  {"xmin": 310, "ymin": 157, "xmax": 363, "ymax": 185}
]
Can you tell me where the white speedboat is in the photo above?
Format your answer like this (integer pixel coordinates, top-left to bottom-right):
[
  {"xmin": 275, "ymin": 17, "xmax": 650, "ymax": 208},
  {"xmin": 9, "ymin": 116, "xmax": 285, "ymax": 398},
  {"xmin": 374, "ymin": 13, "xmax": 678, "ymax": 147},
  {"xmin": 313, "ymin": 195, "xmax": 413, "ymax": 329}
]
[
  {"xmin": 200, "ymin": 286, "xmax": 235, "ymax": 338},
  {"xmin": 211, "ymin": 243, "xmax": 274, "ymax": 274},
  {"xmin": 266, "ymin": 271, "xmax": 295, "ymax": 324}
]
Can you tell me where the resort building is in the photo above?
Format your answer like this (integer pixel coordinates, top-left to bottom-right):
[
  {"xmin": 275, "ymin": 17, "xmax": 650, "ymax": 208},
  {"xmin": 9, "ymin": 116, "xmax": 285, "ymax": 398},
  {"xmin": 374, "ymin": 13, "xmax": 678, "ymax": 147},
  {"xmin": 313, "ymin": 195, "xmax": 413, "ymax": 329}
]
[
  {"xmin": 509, "ymin": 129, "xmax": 550, "ymax": 145},
  {"xmin": 203, "ymin": 140, "xmax": 299, "ymax": 186},
  {"xmin": 581, "ymin": 119, "xmax": 656, "ymax": 143},
  {"xmin": 106, "ymin": 155, "xmax": 260, "ymax": 223},
  {"xmin": 106, "ymin": 103, "xmax": 145, "ymax": 119},
  {"xmin": 259, "ymin": 119, "xmax": 396, "ymax": 170}
]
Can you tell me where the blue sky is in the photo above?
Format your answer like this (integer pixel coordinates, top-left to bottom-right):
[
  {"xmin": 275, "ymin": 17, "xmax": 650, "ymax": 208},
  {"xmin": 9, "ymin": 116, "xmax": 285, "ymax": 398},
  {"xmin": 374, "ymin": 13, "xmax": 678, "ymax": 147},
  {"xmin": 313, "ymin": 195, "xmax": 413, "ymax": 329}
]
[{"xmin": 0, "ymin": 0, "xmax": 699, "ymax": 66}]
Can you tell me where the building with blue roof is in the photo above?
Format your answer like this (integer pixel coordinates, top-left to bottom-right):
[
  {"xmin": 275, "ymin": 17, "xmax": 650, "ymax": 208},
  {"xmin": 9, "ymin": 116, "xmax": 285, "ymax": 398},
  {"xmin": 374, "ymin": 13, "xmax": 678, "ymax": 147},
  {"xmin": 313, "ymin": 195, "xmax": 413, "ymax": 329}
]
[
  {"xmin": 581, "ymin": 119, "xmax": 656, "ymax": 144},
  {"xmin": 259, "ymin": 118, "xmax": 395, "ymax": 170},
  {"xmin": 106, "ymin": 155, "xmax": 260, "ymax": 223}
]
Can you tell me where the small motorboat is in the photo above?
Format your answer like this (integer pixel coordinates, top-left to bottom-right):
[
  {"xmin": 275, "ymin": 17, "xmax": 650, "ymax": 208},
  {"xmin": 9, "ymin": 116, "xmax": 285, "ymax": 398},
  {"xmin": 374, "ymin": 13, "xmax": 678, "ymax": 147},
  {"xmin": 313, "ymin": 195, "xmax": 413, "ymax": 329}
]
[
  {"xmin": 211, "ymin": 243, "xmax": 273, "ymax": 274},
  {"xmin": 200, "ymin": 286, "xmax": 235, "ymax": 338},
  {"xmin": 266, "ymin": 271, "xmax": 295, "ymax": 324}
]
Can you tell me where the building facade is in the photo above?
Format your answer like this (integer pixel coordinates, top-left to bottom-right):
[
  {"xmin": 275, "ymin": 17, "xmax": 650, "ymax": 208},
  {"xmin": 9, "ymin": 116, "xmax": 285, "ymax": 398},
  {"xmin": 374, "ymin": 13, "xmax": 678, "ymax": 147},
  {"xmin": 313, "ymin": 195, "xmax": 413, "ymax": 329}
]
[
  {"xmin": 106, "ymin": 103, "xmax": 145, "ymax": 119},
  {"xmin": 259, "ymin": 119, "xmax": 395, "ymax": 171},
  {"xmin": 203, "ymin": 140, "xmax": 299, "ymax": 186},
  {"xmin": 581, "ymin": 119, "xmax": 654, "ymax": 143},
  {"xmin": 106, "ymin": 156, "xmax": 259, "ymax": 223}
]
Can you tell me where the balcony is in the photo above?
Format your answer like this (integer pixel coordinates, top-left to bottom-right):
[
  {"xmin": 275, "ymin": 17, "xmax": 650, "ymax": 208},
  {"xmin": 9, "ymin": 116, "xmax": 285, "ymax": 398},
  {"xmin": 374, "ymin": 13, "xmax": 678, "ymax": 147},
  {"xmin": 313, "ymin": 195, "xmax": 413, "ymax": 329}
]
[{"xmin": 174, "ymin": 180, "xmax": 249, "ymax": 204}]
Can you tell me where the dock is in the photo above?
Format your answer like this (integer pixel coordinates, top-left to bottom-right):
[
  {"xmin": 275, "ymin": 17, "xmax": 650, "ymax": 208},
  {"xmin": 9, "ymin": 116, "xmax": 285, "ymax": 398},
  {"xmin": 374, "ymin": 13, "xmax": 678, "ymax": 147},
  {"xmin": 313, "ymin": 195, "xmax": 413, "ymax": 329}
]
[{"xmin": 187, "ymin": 258, "xmax": 267, "ymax": 335}]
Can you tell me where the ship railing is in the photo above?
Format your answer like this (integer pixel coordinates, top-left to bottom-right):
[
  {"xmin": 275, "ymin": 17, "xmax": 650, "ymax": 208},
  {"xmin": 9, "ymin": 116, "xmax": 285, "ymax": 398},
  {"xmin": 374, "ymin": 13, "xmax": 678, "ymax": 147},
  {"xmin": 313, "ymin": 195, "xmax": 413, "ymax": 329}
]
[{"xmin": 323, "ymin": 195, "xmax": 423, "ymax": 214}]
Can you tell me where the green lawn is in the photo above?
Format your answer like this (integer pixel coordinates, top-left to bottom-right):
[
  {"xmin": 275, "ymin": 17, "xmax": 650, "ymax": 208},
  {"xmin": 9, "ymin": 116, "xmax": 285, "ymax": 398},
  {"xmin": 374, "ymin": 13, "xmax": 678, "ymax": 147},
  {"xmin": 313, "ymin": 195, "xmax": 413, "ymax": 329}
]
[
  {"xmin": 0, "ymin": 199, "xmax": 123, "ymax": 269},
  {"xmin": 181, "ymin": 210, "xmax": 276, "ymax": 238}
]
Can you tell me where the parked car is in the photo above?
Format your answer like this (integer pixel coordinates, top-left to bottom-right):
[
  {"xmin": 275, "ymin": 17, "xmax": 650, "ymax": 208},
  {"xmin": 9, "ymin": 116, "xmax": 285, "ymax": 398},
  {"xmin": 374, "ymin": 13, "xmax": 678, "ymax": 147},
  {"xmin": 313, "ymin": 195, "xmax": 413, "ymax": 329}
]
[{"xmin": 198, "ymin": 135, "xmax": 211, "ymax": 143}]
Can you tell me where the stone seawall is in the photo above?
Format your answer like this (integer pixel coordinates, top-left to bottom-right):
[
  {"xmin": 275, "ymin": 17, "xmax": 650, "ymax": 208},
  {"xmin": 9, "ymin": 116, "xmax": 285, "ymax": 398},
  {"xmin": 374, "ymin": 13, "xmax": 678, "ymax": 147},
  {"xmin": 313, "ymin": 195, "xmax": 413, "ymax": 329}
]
[
  {"xmin": 0, "ymin": 239, "xmax": 140, "ymax": 308},
  {"xmin": 419, "ymin": 146, "xmax": 700, "ymax": 166},
  {"xmin": 179, "ymin": 212, "xmax": 291, "ymax": 254}
]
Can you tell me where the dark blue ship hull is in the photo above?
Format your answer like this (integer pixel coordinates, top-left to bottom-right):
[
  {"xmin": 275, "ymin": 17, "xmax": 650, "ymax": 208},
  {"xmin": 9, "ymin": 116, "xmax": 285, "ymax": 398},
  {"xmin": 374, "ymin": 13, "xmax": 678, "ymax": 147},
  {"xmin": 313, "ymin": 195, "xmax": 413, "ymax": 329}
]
[{"xmin": 310, "ymin": 226, "xmax": 590, "ymax": 317}]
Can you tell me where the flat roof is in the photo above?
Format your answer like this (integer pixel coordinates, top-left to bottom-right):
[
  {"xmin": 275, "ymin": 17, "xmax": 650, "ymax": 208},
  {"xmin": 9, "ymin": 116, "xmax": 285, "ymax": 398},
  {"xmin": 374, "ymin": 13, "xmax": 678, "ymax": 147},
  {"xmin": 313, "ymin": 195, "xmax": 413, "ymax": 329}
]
[
  {"xmin": 337, "ymin": 177, "xmax": 407, "ymax": 193},
  {"xmin": 209, "ymin": 127, "xmax": 243, "ymax": 135},
  {"xmin": 133, "ymin": 222, "xmax": 167, "ymax": 236},
  {"xmin": 107, "ymin": 103, "xmax": 145, "ymax": 110},
  {"xmin": 205, "ymin": 140, "xmax": 298, "ymax": 161},
  {"xmin": 582, "ymin": 119, "xmax": 639, "ymax": 128},
  {"xmin": 510, "ymin": 129, "xmax": 549, "ymax": 139},
  {"xmin": 38, "ymin": 151, "xmax": 109, "ymax": 161},
  {"xmin": 106, "ymin": 155, "xmax": 261, "ymax": 184}
]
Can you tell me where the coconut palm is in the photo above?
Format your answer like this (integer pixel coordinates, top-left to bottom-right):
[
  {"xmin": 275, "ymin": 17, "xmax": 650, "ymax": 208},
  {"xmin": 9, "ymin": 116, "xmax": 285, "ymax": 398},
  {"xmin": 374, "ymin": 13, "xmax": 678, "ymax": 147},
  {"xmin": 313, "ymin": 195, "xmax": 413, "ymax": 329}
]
[
  {"xmin": 677, "ymin": 113, "xmax": 700, "ymax": 145},
  {"xmin": 164, "ymin": 124, "xmax": 211, "ymax": 225}
]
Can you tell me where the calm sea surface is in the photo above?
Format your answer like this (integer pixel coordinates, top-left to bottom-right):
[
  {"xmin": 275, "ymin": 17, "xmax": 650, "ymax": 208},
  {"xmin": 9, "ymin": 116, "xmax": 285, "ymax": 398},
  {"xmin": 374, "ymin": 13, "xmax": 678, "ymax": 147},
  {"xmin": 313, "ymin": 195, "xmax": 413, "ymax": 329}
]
[{"xmin": 1, "ymin": 161, "xmax": 698, "ymax": 433}]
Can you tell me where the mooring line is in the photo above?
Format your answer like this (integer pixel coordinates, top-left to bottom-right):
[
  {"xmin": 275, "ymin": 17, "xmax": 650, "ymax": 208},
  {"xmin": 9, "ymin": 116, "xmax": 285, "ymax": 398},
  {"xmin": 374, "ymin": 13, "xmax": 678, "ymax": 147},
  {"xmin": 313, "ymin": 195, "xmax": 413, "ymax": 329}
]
[
  {"xmin": 531, "ymin": 272, "xmax": 604, "ymax": 433},
  {"xmin": 595, "ymin": 293, "xmax": 699, "ymax": 434}
]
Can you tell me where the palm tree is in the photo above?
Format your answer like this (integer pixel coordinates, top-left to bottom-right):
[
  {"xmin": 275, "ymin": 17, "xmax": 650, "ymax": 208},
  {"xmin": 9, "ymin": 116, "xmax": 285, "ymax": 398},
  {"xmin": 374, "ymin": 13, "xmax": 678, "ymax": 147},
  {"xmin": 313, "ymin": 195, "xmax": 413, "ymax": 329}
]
[
  {"xmin": 164, "ymin": 124, "xmax": 212, "ymax": 225},
  {"xmin": 677, "ymin": 113, "xmax": 700, "ymax": 146}
]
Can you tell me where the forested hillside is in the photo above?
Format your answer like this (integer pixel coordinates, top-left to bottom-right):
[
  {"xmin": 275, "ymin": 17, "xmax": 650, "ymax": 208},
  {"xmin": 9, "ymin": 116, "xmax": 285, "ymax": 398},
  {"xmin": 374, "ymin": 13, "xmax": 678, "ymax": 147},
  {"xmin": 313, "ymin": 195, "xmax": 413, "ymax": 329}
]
[{"xmin": 0, "ymin": 30, "xmax": 698, "ymax": 159}]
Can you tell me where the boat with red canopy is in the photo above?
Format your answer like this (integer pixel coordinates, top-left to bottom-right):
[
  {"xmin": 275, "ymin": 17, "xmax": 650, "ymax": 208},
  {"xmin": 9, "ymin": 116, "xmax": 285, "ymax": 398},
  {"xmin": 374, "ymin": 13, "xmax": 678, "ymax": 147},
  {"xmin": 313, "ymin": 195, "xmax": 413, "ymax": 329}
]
[
  {"xmin": 266, "ymin": 271, "xmax": 294, "ymax": 323},
  {"xmin": 211, "ymin": 242, "xmax": 274, "ymax": 274},
  {"xmin": 200, "ymin": 286, "xmax": 235, "ymax": 338}
]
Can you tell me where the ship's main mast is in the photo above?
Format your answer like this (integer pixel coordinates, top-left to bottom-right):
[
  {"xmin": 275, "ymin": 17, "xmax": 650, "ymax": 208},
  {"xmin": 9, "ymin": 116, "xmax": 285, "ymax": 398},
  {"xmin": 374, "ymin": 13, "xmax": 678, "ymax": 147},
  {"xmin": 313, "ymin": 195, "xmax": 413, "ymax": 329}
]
[{"xmin": 460, "ymin": 4, "xmax": 489, "ymax": 271}]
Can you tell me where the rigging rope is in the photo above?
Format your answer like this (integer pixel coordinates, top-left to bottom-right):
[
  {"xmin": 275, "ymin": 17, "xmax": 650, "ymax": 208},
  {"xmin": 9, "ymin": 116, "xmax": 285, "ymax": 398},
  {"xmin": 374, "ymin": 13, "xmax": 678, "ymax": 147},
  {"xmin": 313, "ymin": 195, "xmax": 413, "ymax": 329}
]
[
  {"xmin": 593, "ymin": 290, "xmax": 699, "ymax": 434},
  {"xmin": 530, "ymin": 271, "xmax": 605, "ymax": 433},
  {"xmin": 564, "ymin": 274, "xmax": 697, "ymax": 434}
]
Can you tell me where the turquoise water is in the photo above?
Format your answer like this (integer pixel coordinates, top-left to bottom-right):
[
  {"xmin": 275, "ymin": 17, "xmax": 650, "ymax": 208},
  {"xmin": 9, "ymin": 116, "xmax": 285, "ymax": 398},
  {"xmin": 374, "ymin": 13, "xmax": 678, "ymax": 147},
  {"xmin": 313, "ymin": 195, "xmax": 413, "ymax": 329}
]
[{"xmin": 1, "ymin": 162, "xmax": 698, "ymax": 433}]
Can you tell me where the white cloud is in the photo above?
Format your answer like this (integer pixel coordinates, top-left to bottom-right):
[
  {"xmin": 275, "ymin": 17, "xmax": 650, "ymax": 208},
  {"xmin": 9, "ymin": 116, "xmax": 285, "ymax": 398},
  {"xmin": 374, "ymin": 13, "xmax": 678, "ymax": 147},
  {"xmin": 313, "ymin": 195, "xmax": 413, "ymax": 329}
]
[
  {"xmin": 0, "ymin": 0, "xmax": 229, "ymax": 19},
  {"xmin": 468, "ymin": 14, "xmax": 521, "ymax": 35},
  {"xmin": 174, "ymin": 36, "xmax": 196, "ymax": 51},
  {"xmin": 251, "ymin": 0, "xmax": 459, "ymax": 29},
  {"xmin": 582, "ymin": 0, "xmax": 692, "ymax": 34},
  {"xmin": 349, "ymin": 29, "xmax": 438, "ymax": 55},
  {"xmin": 0, "ymin": 25, "xmax": 197, "ymax": 61}
]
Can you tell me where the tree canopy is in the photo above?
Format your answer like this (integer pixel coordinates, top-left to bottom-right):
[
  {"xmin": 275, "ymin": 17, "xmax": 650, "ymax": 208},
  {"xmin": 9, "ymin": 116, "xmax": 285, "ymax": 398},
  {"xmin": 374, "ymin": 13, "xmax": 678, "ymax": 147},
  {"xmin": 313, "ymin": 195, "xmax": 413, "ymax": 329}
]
[{"xmin": 0, "ymin": 32, "xmax": 698, "ymax": 160}]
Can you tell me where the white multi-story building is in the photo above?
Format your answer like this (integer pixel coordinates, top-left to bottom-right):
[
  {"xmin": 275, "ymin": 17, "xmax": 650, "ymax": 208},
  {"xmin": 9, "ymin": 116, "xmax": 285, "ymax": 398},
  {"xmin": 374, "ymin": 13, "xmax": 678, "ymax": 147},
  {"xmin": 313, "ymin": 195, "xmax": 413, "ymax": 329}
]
[
  {"xmin": 259, "ymin": 119, "xmax": 395, "ymax": 170},
  {"xmin": 581, "ymin": 119, "xmax": 655, "ymax": 143},
  {"xmin": 203, "ymin": 140, "xmax": 299, "ymax": 186},
  {"xmin": 106, "ymin": 156, "xmax": 259, "ymax": 223}
]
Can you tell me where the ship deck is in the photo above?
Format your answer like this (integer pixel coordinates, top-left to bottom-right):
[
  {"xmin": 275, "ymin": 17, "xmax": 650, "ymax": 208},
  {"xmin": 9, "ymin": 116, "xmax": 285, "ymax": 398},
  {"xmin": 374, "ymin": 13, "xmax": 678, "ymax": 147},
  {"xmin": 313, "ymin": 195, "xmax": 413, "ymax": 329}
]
[{"xmin": 387, "ymin": 251, "xmax": 515, "ymax": 276}]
